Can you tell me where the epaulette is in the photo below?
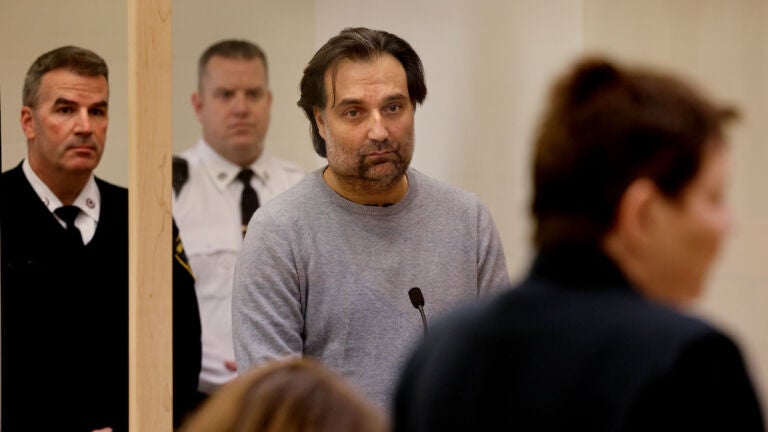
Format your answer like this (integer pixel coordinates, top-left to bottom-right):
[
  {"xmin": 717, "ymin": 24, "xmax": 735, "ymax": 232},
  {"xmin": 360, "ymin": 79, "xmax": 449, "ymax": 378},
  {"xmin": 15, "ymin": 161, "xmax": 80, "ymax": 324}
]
[{"xmin": 172, "ymin": 156, "xmax": 189, "ymax": 196}]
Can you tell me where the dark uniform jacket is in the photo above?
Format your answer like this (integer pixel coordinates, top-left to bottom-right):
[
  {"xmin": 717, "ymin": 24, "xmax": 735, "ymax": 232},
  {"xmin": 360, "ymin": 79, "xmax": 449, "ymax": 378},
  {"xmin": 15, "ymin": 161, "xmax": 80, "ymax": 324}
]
[
  {"xmin": 1, "ymin": 164, "xmax": 129, "ymax": 431},
  {"xmin": 1, "ymin": 164, "xmax": 203, "ymax": 431},
  {"xmin": 394, "ymin": 245, "xmax": 764, "ymax": 432}
]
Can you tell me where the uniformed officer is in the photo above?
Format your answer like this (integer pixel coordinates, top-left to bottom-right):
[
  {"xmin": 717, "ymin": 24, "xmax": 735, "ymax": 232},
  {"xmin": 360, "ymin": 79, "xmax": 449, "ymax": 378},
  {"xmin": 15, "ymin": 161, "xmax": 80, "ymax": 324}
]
[
  {"xmin": 172, "ymin": 39, "xmax": 304, "ymax": 403},
  {"xmin": 1, "ymin": 45, "xmax": 203, "ymax": 431}
]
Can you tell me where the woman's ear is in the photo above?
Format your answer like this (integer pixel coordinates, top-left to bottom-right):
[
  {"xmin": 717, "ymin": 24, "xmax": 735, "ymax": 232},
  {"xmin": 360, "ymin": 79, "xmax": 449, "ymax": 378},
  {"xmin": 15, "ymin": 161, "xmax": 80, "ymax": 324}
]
[{"xmin": 611, "ymin": 178, "xmax": 662, "ymax": 250}]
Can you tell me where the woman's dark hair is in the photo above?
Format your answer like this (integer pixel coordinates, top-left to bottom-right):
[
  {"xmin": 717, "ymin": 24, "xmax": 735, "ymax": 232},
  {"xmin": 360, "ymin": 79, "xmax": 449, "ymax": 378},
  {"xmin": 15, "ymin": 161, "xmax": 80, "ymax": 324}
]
[{"xmin": 532, "ymin": 57, "xmax": 737, "ymax": 249}]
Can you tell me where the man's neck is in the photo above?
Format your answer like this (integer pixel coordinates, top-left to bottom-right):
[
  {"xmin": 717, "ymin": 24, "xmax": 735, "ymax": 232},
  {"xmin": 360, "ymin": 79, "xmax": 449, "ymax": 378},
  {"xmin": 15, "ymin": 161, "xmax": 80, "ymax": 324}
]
[
  {"xmin": 322, "ymin": 168, "xmax": 409, "ymax": 206},
  {"xmin": 202, "ymin": 137, "xmax": 262, "ymax": 168},
  {"xmin": 37, "ymin": 169, "xmax": 89, "ymax": 205}
]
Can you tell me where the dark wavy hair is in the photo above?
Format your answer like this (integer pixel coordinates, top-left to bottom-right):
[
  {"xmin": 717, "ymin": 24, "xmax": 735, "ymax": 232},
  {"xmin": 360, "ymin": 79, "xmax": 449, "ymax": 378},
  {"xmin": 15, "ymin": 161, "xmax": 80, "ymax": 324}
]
[{"xmin": 297, "ymin": 27, "xmax": 427, "ymax": 157}]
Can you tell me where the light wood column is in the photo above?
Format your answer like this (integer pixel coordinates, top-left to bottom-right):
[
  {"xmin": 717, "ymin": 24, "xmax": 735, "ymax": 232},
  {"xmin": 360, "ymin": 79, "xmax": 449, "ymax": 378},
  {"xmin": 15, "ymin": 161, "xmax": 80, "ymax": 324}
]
[{"xmin": 127, "ymin": 0, "xmax": 173, "ymax": 430}]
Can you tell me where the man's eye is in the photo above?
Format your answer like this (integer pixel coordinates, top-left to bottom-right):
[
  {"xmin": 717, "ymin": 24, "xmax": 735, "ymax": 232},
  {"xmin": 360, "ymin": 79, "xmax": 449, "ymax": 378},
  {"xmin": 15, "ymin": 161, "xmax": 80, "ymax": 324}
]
[
  {"xmin": 344, "ymin": 109, "xmax": 359, "ymax": 118},
  {"xmin": 386, "ymin": 104, "xmax": 401, "ymax": 113},
  {"xmin": 217, "ymin": 91, "xmax": 234, "ymax": 100},
  {"xmin": 90, "ymin": 108, "xmax": 106, "ymax": 116},
  {"xmin": 57, "ymin": 106, "xmax": 74, "ymax": 114}
]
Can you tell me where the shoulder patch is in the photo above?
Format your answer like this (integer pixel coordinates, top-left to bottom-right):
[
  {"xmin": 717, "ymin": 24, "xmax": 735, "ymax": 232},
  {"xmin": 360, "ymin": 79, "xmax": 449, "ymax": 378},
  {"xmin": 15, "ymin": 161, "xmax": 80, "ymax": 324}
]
[
  {"xmin": 173, "ymin": 219, "xmax": 195, "ymax": 279},
  {"xmin": 172, "ymin": 156, "xmax": 189, "ymax": 196}
]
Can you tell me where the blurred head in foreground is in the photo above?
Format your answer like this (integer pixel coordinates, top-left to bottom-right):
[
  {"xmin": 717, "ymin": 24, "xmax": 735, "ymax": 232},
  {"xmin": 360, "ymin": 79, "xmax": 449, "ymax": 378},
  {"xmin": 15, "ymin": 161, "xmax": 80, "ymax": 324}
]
[
  {"xmin": 392, "ymin": 57, "xmax": 762, "ymax": 432},
  {"xmin": 532, "ymin": 57, "xmax": 737, "ymax": 305},
  {"xmin": 182, "ymin": 357, "xmax": 388, "ymax": 432}
]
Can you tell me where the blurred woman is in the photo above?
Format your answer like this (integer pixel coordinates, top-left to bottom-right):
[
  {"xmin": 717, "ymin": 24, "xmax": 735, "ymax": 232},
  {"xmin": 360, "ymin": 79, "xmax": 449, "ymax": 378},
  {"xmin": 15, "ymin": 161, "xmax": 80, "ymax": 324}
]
[
  {"xmin": 182, "ymin": 357, "xmax": 387, "ymax": 432},
  {"xmin": 394, "ymin": 57, "xmax": 764, "ymax": 431}
]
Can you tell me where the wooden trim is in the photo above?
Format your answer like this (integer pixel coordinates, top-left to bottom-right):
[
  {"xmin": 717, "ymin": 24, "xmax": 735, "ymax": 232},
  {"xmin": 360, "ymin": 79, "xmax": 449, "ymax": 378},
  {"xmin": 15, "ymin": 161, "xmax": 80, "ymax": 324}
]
[{"xmin": 127, "ymin": 0, "xmax": 173, "ymax": 430}]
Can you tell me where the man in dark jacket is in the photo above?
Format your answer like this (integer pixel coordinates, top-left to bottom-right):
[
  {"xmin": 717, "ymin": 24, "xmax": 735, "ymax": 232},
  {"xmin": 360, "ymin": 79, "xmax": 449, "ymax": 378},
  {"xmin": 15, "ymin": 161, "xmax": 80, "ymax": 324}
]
[{"xmin": 1, "ymin": 45, "xmax": 201, "ymax": 431}]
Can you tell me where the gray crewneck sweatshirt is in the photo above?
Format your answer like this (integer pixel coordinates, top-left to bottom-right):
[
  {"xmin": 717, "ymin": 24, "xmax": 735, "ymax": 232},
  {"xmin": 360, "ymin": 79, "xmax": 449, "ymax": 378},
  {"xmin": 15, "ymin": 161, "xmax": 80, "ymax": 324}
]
[{"xmin": 233, "ymin": 168, "xmax": 510, "ymax": 407}]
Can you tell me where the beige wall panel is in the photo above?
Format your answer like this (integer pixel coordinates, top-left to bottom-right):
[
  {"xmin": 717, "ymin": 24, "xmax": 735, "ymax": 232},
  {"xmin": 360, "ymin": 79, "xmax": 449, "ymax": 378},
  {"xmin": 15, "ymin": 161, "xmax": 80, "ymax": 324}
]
[{"xmin": 585, "ymin": 0, "xmax": 768, "ymax": 414}]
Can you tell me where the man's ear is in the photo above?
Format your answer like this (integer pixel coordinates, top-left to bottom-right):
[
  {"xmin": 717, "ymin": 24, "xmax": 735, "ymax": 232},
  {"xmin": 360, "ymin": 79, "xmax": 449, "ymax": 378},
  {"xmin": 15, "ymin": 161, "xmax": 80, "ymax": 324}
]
[
  {"xmin": 612, "ymin": 178, "xmax": 660, "ymax": 249},
  {"xmin": 20, "ymin": 106, "xmax": 35, "ymax": 141},
  {"xmin": 313, "ymin": 107, "xmax": 327, "ymax": 141},
  {"xmin": 191, "ymin": 91, "xmax": 203, "ymax": 122}
]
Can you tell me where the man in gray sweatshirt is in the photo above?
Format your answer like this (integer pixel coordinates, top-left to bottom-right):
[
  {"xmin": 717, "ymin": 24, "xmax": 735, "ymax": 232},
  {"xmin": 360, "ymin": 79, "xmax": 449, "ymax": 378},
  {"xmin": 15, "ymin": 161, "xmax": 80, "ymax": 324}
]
[{"xmin": 232, "ymin": 27, "xmax": 510, "ymax": 408}]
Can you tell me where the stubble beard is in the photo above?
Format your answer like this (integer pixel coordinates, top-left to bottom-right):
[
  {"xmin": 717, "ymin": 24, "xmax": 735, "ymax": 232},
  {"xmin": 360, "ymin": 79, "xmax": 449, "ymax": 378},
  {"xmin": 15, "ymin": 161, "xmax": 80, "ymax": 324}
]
[
  {"xmin": 327, "ymin": 128, "xmax": 414, "ymax": 191},
  {"xmin": 359, "ymin": 140, "xmax": 412, "ymax": 187}
]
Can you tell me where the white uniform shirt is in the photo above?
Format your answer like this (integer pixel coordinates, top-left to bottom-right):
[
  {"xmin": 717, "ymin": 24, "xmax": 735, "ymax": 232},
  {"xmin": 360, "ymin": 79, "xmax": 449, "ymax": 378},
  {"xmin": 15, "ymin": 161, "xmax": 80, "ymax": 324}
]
[{"xmin": 173, "ymin": 139, "xmax": 304, "ymax": 394}]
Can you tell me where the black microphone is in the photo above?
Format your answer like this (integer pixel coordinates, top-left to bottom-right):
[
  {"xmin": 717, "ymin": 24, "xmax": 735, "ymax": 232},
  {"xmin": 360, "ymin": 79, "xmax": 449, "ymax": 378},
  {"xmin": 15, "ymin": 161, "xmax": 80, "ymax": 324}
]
[{"xmin": 408, "ymin": 287, "xmax": 428, "ymax": 335}]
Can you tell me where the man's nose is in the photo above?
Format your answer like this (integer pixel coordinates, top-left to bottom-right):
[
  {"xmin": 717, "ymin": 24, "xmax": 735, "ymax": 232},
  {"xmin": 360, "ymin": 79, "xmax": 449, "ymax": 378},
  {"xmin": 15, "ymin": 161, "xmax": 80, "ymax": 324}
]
[
  {"xmin": 232, "ymin": 93, "xmax": 249, "ymax": 115},
  {"xmin": 74, "ymin": 109, "xmax": 93, "ymax": 135},
  {"xmin": 368, "ymin": 111, "xmax": 389, "ymax": 142}
]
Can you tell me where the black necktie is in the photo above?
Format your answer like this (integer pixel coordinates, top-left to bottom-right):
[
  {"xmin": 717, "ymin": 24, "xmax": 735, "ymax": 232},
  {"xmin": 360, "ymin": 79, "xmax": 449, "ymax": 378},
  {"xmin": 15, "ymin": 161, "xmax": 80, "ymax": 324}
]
[
  {"xmin": 55, "ymin": 205, "xmax": 84, "ymax": 247},
  {"xmin": 237, "ymin": 169, "xmax": 259, "ymax": 236}
]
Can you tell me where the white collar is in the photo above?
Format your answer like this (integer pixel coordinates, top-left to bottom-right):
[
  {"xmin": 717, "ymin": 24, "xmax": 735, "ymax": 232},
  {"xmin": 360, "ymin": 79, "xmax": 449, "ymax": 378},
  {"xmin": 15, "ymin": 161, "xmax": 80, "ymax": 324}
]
[
  {"xmin": 196, "ymin": 138, "xmax": 271, "ymax": 191},
  {"xmin": 22, "ymin": 159, "xmax": 101, "ymax": 222}
]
